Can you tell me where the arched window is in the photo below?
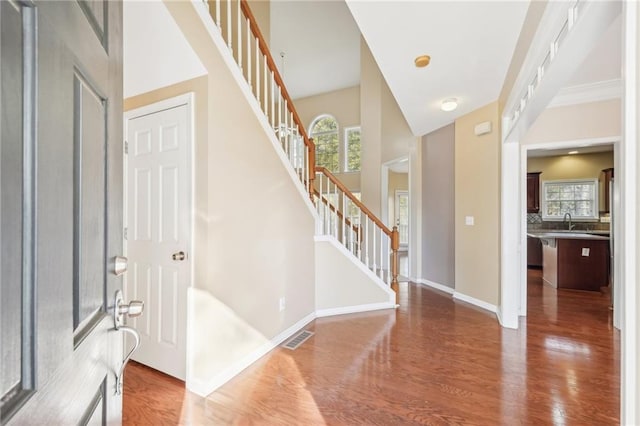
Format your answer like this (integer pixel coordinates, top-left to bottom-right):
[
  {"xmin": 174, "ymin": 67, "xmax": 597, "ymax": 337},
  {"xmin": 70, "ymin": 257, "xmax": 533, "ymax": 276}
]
[{"xmin": 310, "ymin": 115, "xmax": 339, "ymax": 173}]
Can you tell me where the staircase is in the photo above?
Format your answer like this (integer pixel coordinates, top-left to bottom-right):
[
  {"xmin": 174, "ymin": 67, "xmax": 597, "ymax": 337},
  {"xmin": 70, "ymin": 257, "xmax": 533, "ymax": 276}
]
[{"xmin": 201, "ymin": 0, "xmax": 400, "ymax": 302}]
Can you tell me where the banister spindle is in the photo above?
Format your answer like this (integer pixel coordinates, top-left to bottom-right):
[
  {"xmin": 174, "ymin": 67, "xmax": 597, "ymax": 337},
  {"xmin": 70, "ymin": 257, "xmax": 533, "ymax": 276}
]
[
  {"xmin": 391, "ymin": 226, "xmax": 399, "ymax": 304},
  {"xmin": 215, "ymin": 0, "xmax": 220, "ymax": 28},
  {"xmin": 372, "ymin": 220, "xmax": 377, "ymax": 273},
  {"xmin": 237, "ymin": 0, "xmax": 242, "ymax": 70},
  {"xmin": 226, "ymin": 0, "xmax": 231, "ymax": 49},
  {"xmin": 263, "ymin": 55, "xmax": 268, "ymax": 116},
  {"xmin": 342, "ymin": 193, "xmax": 346, "ymax": 245},
  {"xmin": 270, "ymin": 70, "xmax": 275, "ymax": 127},
  {"xmin": 246, "ymin": 17, "xmax": 251, "ymax": 88},
  {"xmin": 379, "ymin": 228, "xmax": 384, "ymax": 279},
  {"xmin": 365, "ymin": 218, "xmax": 370, "ymax": 268},
  {"xmin": 255, "ymin": 36, "xmax": 260, "ymax": 103}
]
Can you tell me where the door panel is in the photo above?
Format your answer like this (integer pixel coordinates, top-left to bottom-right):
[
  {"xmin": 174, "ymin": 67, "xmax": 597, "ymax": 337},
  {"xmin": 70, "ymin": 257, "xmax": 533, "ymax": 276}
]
[
  {"xmin": 1, "ymin": 1, "xmax": 124, "ymax": 423},
  {"xmin": 126, "ymin": 103, "xmax": 190, "ymax": 381}
]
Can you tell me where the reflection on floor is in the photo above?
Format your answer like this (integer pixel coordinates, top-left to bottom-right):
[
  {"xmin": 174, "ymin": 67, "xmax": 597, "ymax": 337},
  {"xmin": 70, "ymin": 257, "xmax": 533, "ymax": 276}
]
[{"xmin": 123, "ymin": 269, "xmax": 619, "ymax": 424}]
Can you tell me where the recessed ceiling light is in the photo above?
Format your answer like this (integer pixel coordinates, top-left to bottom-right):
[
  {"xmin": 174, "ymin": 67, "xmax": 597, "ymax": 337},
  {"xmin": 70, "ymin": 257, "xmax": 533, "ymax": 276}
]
[
  {"xmin": 441, "ymin": 98, "xmax": 458, "ymax": 112},
  {"xmin": 568, "ymin": 150, "xmax": 579, "ymax": 155},
  {"xmin": 414, "ymin": 55, "xmax": 431, "ymax": 68}
]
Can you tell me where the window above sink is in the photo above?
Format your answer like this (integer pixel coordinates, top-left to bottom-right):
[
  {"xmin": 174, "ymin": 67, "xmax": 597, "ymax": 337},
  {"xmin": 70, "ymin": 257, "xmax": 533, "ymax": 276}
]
[{"xmin": 541, "ymin": 179, "xmax": 599, "ymax": 221}]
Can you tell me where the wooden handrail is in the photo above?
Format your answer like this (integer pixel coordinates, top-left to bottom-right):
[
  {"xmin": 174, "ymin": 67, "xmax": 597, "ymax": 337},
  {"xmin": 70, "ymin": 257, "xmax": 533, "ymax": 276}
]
[
  {"xmin": 239, "ymin": 0, "xmax": 312, "ymax": 149},
  {"xmin": 315, "ymin": 167, "xmax": 392, "ymax": 237}
]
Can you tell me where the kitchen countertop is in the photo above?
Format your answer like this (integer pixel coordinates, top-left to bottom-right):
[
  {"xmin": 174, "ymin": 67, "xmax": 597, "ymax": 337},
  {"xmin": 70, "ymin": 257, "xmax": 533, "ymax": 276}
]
[{"xmin": 527, "ymin": 230, "xmax": 610, "ymax": 241}]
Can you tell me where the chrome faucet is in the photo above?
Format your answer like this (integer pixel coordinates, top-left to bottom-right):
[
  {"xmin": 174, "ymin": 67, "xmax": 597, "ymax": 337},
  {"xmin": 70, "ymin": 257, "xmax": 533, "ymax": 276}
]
[{"xmin": 563, "ymin": 212, "xmax": 575, "ymax": 231}]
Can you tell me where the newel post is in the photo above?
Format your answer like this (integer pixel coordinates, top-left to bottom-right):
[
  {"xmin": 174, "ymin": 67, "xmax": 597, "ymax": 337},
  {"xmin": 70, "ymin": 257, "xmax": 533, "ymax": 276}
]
[
  {"xmin": 391, "ymin": 226, "xmax": 400, "ymax": 305},
  {"xmin": 307, "ymin": 138, "xmax": 316, "ymax": 203}
]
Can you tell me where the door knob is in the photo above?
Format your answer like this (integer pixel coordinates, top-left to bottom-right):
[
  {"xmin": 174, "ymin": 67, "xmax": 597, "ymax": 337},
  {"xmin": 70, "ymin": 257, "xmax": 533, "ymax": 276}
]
[
  {"xmin": 118, "ymin": 300, "xmax": 144, "ymax": 318},
  {"xmin": 113, "ymin": 290, "xmax": 145, "ymax": 329},
  {"xmin": 172, "ymin": 251, "xmax": 186, "ymax": 261}
]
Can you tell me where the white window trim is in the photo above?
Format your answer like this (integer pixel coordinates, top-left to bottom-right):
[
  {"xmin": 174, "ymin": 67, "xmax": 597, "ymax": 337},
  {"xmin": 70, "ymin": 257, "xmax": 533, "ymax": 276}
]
[
  {"xmin": 540, "ymin": 178, "xmax": 599, "ymax": 221},
  {"xmin": 344, "ymin": 126, "xmax": 361, "ymax": 173}
]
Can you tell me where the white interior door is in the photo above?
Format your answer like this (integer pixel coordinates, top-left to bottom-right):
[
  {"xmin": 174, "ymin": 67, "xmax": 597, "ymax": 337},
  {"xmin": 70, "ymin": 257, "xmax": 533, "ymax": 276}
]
[
  {"xmin": 395, "ymin": 190, "xmax": 409, "ymax": 247},
  {"xmin": 125, "ymin": 98, "xmax": 191, "ymax": 381}
]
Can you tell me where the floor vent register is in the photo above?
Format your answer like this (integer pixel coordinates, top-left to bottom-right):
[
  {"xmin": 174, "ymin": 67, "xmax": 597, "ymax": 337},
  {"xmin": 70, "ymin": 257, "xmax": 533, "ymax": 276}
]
[{"xmin": 282, "ymin": 330, "xmax": 314, "ymax": 350}]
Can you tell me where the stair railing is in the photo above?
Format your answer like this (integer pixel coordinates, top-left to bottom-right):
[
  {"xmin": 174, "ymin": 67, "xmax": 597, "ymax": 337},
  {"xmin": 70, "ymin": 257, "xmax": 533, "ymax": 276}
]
[
  {"xmin": 315, "ymin": 167, "xmax": 399, "ymax": 302},
  {"xmin": 207, "ymin": 0, "xmax": 315, "ymax": 199},
  {"xmin": 203, "ymin": 0, "xmax": 399, "ymax": 302}
]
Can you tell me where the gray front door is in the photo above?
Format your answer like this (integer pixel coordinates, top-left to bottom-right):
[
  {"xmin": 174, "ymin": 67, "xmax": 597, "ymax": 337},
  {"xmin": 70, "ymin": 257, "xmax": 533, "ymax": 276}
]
[{"xmin": 1, "ymin": 0, "xmax": 124, "ymax": 423}]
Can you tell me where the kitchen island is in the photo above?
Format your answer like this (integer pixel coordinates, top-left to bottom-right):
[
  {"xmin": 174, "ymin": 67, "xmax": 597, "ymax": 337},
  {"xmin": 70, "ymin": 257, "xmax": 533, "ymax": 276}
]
[{"xmin": 527, "ymin": 231, "xmax": 610, "ymax": 292}]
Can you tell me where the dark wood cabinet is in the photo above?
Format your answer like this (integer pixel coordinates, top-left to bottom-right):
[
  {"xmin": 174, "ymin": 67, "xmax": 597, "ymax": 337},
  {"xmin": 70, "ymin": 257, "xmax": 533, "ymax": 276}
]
[
  {"xmin": 601, "ymin": 168, "xmax": 614, "ymax": 213},
  {"xmin": 557, "ymin": 239, "xmax": 610, "ymax": 291},
  {"xmin": 527, "ymin": 172, "xmax": 542, "ymax": 213},
  {"xmin": 527, "ymin": 236, "xmax": 542, "ymax": 268}
]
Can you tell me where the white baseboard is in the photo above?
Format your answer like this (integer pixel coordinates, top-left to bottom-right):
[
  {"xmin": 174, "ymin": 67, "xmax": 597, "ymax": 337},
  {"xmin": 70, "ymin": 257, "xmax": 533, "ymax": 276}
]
[
  {"xmin": 187, "ymin": 312, "xmax": 316, "ymax": 397},
  {"xmin": 316, "ymin": 302, "xmax": 396, "ymax": 318},
  {"xmin": 453, "ymin": 291, "xmax": 498, "ymax": 314},
  {"xmin": 415, "ymin": 279, "xmax": 455, "ymax": 295}
]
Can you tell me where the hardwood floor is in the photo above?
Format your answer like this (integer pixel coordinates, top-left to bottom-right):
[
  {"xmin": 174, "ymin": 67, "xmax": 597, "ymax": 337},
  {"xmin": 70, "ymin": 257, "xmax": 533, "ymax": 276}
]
[{"xmin": 123, "ymin": 269, "xmax": 619, "ymax": 425}]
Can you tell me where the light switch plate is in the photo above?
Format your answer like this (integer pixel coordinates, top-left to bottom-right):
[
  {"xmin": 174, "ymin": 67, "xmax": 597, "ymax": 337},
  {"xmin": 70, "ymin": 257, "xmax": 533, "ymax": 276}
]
[
  {"xmin": 581, "ymin": 248, "xmax": 590, "ymax": 257},
  {"xmin": 465, "ymin": 216, "xmax": 474, "ymax": 226}
]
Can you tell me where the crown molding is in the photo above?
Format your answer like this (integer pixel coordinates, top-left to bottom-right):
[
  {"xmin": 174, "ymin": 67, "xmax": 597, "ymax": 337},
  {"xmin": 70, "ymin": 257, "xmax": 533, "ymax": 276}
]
[{"xmin": 548, "ymin": 78, "xmax": 622, "ymax": 108}]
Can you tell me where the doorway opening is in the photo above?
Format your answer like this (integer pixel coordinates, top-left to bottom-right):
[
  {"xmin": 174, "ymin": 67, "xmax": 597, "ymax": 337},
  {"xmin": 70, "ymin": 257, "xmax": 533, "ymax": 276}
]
[{"xmin": 382, "ymin": 157, "xmax": 410, "ymax": 280}]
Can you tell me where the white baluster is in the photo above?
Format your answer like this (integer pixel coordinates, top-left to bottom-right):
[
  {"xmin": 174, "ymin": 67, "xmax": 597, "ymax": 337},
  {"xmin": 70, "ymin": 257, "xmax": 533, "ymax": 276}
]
[
  {"xmin": 237, "ymin": 0, "xmax": 242, "ymax": 71},
  {"xmin": 246, "ymin": 18, "xmax": 251, "ymax": 88},
  {"xmin": 263, "ymin": 56, "xmax": 268, "ymax": 117},
  {"xmin": 284, "ymin": 100, "xmax": 289, "ymax": 153},
  {"xmin": 372, "ymin": 221, "xmax": 377, "ymax": 274},
  {"xmin": 342, "ymin": 193, "xmax": 346, "ymax": 246},
  {"xmin": 270, "ymin": 71, "xmax": 275, "ymax": 127},
  {"xmin": 333, "ymin": 182, "xmax": 338, "ymax": 239},
  {"xmin": 379, "ymin": 228, "xmax": 384, "ymax": 279},
  {"xmin": 349, "ymin": 214, "xmax": 354, "ymax": 254},
  {"xmin": 365, "ymin": 217, "xmax": 370, "ymax": 268},
  {"xmin": 278, "ymin": 90, "xmax": 282, "ymax": 142},
  {"xmin": 226, "ymin": 0, "xmax": 231, "ymax": 49},
  {"xmin": 215, "ymin": 0, "xmax": 221, "ymax": 28},
  {"xmin": 255, "ymin": 37, "xmax": 260, "ymax": 103},
  {"xmin": 387, "ymin": 234, "xmax": 391, "ymax": 284}
]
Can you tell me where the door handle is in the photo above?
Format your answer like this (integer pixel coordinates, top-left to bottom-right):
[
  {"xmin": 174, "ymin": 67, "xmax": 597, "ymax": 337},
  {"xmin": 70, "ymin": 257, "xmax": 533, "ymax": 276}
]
[
  {"xmin": 113, "ymin": 290, "xmax": 145, "ymax": 395},
  {"xmin": 172, "ymin": 251, "xmax": 186, "ymax": 261}
]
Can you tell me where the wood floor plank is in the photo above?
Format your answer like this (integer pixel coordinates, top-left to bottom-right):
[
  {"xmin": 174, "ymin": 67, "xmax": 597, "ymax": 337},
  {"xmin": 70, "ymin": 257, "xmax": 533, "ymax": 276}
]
[{"xmin": 123, "ymin": 269, "xmax": 619, "ymax": 425}]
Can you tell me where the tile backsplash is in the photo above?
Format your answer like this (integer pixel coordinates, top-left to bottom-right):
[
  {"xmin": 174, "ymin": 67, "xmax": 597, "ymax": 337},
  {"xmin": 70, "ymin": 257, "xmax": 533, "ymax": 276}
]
[{"xmin": 527, "ymin": 213, "xmax": 611, "ymax": 231}]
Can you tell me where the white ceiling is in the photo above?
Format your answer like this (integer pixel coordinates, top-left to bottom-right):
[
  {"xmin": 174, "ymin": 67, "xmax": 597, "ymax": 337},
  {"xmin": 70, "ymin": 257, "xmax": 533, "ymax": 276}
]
[
  {"xmin": 346, "ymin": 1, "xmax": 529, "ymax": 136},
  {"xmin": 269, "ymin": 2, "xmax": 620, "ymax": 138},
  {"xmin": 270, "ymin": 1, "xmax": 361, "ymax": 100}
]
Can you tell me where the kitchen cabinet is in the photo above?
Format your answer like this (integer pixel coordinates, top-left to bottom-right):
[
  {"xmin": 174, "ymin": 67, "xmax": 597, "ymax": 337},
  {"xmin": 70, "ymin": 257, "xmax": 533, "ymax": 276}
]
[
  {"xmin": 527, "ymin": 172, "xmax": 541, "ymax": 213},
  {"xmin": 601, "ymin": 168, "xmax": 614, "ymax": 213},
  {"xmin": 527, "ymin": 236, "xmax": 542, "ymax": 268},
  {"xmin": 535, "ymin": 234, "xmax": 610, "ymax": 292}
]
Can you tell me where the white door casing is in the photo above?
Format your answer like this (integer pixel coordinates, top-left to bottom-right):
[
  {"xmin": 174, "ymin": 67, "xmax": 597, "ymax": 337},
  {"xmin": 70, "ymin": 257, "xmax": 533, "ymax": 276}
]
[{"xmin": 125, "ymin": 95, "xmax": 193, "ymax": 381}]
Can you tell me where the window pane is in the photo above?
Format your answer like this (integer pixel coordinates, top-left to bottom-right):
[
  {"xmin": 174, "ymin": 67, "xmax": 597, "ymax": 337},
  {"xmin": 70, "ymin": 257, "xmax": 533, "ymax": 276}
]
[
  {"xmin": 542, "ymin": 180, "xmax": 598, "ymax": 220},
  {"xmin": 345, "ymin": 128, "xmax": 361, "ymax": 172},
  {"xmin": 312, "ymin": 117, "xmax": 339, "ymax": 173}
]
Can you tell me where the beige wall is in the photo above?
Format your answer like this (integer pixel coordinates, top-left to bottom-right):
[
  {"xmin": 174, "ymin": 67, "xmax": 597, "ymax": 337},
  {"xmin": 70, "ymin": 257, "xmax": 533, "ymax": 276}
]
[
  {"xmin": 522, "ymin": 99, "xmax": 621, "ymax": 145},
  {"xmin": 360, "ymin": 38, "xmax": 383, "ymax": 216},
  {"xmin": 381, "ymin": 83, "xmax": 415, "ymax": 163},
  {"xmin": 421, "ymin": 123, "xmax": 455, "ymax": 289},
  {"xmin": 455, "ymin": 102, "xmax": 501, "ymax": 306},
  {"xmin": 165, "ymin": 1, "xmax": 315, "ymax": 390},
  {"xmin": 247, "ymin": 0, "xmax": 270, "ymax": 46}
]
